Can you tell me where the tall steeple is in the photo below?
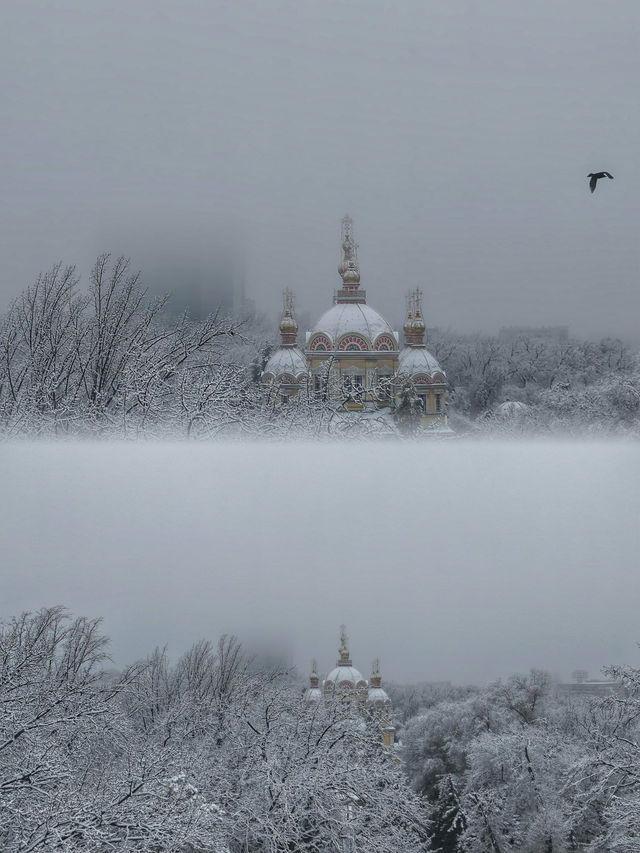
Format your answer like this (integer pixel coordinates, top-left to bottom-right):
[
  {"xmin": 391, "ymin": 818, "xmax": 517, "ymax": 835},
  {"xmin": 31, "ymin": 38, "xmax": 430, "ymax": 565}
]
[
  {"xmin": 310, "ymin": 658, "xmax": 319, "ymax": 689},
  {"xmin": 403, "ymin": 288, "xmax": 426, "ymax": 347},
  {"xmin": 370, "ymin": 658, "xmax": 382, "ymax": 688},
  {"xmin": 336, "ymin": 215, "xmax": 366, "ymax": 304},
  {"xmin": 279, "ymin": 288, "xmax": 298, "ymax": 347},
  {"xmin": 304, "ymin": 658, "xmax": 322, "ymax": 703},
  {"xmin": 337, "ymin": 624, "xmax": 353, "ymax": 666}
]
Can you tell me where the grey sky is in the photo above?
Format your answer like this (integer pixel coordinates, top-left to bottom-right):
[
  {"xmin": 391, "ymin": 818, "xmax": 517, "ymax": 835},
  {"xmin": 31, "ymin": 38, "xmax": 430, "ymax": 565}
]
[
  {"xmin": 2, "ymin": 441, "xmax": 638, "ymax": 685},
  {"xmin": 1, "ymin": 1, "xmax": 639, "ymax": 339}
]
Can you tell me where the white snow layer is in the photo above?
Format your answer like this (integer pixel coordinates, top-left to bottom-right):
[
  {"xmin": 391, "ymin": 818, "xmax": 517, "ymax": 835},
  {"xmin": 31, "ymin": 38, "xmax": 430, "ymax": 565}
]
[
  {"xmin": 397, "ymin": 346, "xmax": 443, "ymax": 377},
  {"xmin": 263, "ymin": 348, "xmax": 309, "ymax": 378},
  {"xmin": 307, "ymin": 303, "xmax": 398, "ymax": 348}
]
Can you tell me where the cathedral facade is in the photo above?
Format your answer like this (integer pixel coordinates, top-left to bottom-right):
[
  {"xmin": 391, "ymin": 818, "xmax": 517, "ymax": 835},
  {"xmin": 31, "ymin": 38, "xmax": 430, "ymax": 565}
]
[
  {"xmin": 262, "ymin": 216, "xmax": 447, "ymax": 427},
  {"xmin": 304, "ymin": 627, "xmax": 395, "ymax": 747}
]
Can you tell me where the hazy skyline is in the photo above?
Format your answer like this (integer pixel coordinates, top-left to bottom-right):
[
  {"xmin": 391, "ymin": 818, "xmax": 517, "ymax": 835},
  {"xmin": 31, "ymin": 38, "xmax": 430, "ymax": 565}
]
[{"xmin": 2, "ymin": 1, "xmax": 639, "ymax": 340}]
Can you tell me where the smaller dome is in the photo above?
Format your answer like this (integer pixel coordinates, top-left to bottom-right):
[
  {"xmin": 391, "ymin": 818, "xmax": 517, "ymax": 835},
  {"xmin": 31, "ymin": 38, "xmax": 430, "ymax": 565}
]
[
  {"xmin": 280, "ymin": 314, "xmax": 298, "ymax": 336},
  {"xmin": 367, "ymin": 686, "xmax": 391, "ymax": 705},
  {"xmin": 263, "ymin": 348, "xmax": 309, "ymax": 380},
  {"xmin": 341, "ymin": 263, "xmax": 360, "ymax": 285},
  {"xmin": 398, "ymin": 347, "xmax": 444, "ymax": 379},
  {"xmin": 304, "ymin": 687, "xmax": 322, "ymax": 703},
  {"xmin": 411, "ymin": 309, "xmax": 426, "ymax": 335}
]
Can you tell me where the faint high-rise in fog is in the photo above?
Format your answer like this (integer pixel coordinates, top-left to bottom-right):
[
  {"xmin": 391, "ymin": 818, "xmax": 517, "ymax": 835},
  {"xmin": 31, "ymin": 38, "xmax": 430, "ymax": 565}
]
[{"xmin": 102, "ymin": 223, "xmax": 248, "ymax": 321}]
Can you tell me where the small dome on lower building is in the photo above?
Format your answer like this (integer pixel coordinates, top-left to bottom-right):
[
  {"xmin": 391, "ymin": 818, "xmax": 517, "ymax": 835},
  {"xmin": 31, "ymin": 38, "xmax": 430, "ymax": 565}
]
[
  {"xmin": 367, "ymin": 686, "xmax": 391, "ymax": 705},
  {"xmin": 367, "ymin": 659, "xmax": 391, "ymax": 706},
  {"xmin": 398, "ymin": 346, "xmax": 444, "ymax": 379},
  {"xmin": 262, "ymin": 347, "xmax": 309, "ymax": 381}
]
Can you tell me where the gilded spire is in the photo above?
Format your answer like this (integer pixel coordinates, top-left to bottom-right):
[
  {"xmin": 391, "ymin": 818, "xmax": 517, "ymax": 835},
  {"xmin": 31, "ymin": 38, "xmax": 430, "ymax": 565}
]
[
  {"xmin": 309, "ymin": 658, "xmax": 319, "ymax": 688},
  {"xmin": 279, "ymin": 288, "xmax": 298, "ymax": 347},
  {"xmin": 370, "ymin": 658, "xmax": 382, "ymax": 688},
  {"xmin": 337, "ymin": 215, "xmax": 361, "ymax": 290},
  {"xmin": 404, "ymin": 289, "xmax": 426, "ymax": 347},
  {"xmin": 337, "ymin": 624, "xmax": 352, "ymax": 666}
]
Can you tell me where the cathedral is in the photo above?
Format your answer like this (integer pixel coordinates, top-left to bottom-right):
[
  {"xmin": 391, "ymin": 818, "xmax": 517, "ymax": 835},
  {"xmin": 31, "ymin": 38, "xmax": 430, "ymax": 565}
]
[
  {"xmin": 304, "ymin": 627, "xmax": 395, "ymax": 747},
  {"xmin": 261, "ymin": 216, "xmax": 448, "ymax": 427}
]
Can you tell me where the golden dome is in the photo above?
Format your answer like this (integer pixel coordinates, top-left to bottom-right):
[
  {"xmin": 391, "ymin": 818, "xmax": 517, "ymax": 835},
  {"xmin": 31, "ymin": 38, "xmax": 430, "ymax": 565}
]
[
  {"xmin": 280, "ymin": 313, "xmax": 298, "ymax": 335},
  {"xmin": 341, "ymin": 263, "xmax": 360, "ymax": 285},
  {"xmin": 412, "ymin": 308, "xmax": 426, "ymax": 334}
]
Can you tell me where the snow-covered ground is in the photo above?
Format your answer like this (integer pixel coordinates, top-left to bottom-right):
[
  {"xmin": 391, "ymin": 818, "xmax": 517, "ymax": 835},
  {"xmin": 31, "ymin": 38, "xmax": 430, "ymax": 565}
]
[{"xmin": 1, "ymin": 440, "xmax": 638, "ymax": 684}]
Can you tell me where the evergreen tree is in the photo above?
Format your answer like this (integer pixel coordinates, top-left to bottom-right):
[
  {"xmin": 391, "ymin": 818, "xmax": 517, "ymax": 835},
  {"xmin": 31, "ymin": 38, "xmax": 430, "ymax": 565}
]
[{"xmin": 431, "ymin": 775, "xmax": 465, "ymax": 853}]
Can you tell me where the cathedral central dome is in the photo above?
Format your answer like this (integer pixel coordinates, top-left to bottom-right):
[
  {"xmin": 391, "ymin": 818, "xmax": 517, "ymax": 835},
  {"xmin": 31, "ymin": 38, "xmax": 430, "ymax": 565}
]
[
  {"xmin": 324, "ymin": 664, "xmax": 367, "ymax": 690},
  {"xmin": 307, "ymin": 303, "xmax": 397, "ymax": 351}
]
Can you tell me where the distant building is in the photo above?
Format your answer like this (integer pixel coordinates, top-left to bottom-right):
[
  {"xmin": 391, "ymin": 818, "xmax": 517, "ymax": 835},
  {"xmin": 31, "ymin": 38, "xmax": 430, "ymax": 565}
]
[
  {"xmin": 262, "ymin": 216, "xmax": 448, "ymax": 427},
  {"xmin": 304, "ymin": 627, "xmax": 395, "ymax": 747}
]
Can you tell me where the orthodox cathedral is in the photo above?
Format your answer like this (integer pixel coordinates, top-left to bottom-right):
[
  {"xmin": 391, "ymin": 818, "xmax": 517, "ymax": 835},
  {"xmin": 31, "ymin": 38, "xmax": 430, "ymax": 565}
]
[
  {"xmin": 304, "ymin": 627, "xmax": 395, "ymax": 747},
  {"xmin": 262, "ymin": 216, "xmax": 447, "ymax": 427}
]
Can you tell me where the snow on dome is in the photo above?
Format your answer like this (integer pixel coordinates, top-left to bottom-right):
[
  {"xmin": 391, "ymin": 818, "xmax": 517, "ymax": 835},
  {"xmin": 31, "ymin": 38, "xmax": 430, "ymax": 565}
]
[
  {"xmin": 398, "ymin": 346, "xmax": 443, "ymax": 378},
  {"xmin": 263, "ymin": 348, "xmax": 309, "ymax": 379},
  {"xmin": 325, "ymin": 665, "xmax": 368, "ymax": 689},
  {"xmin": 307, "ymin": 303, "xmax": 398, "ymax": 349},
  {"xmin": 304, "ymin": 686, "xmax": 322, "ymax": 703},
  {"xmin": 367, "ymin": 686, "xmax": 391, "ymax": 705}
]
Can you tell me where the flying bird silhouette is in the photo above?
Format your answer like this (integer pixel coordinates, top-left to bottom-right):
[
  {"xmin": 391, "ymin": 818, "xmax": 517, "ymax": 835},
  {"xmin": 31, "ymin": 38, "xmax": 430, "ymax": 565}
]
[{"xmin": 588, "ymin": 172, "xmax": 614, "ymax": 193}]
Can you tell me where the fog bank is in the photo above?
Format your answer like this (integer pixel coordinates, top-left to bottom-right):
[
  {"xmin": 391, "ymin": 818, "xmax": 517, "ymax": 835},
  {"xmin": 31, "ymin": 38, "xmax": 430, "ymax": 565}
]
[{"xmin": 1, "ymin": 440, "xmax": 638, "ymax": 684}]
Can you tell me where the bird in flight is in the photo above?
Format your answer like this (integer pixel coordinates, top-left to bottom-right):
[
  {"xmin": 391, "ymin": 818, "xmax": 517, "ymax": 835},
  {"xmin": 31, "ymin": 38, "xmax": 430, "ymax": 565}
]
[{"xmin": 588, "ymin": 171, "xmax": 614, "ymax": 193}]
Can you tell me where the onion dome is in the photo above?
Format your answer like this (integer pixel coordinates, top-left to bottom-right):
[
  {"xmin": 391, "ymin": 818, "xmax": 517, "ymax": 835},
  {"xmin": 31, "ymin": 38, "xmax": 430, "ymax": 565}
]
[
  {"xmin": 279, "ymin": 312, "xmax": 298, "ymax": 339},
  {"xmin": 262, "ymin": 289, "xmax": 310, "ymax": 387},
  {"xmin": 324, "ymin": 626, "xmax": 368, "ymax": 693},
  {"xmin": 367, "ymin": 658, "xmax": 391, "ymax": 706},
  {"xmin": 304, "ymin": 659, "xmax": 322, "ymax": 703}
]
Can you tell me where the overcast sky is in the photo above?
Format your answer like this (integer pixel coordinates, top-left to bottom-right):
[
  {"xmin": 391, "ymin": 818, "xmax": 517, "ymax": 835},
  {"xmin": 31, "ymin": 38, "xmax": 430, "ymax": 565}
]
[
  {"xmin": 1, "ymin": 0, "xmax": 639, "ymax": 339},
  {"xmin": 2, "ymin": 441, "xmax": 638, "ymax": 686}
]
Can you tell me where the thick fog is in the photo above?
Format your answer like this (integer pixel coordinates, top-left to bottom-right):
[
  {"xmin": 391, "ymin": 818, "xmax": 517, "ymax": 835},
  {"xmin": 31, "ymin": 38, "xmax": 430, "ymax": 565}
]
[
  {"xmin": 2, "ymin": 441, "xmax": 638, "ymax": 685},
  {"xmin": 2, "ymin": 1, "xmax": 639, "ymax": 339}
]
